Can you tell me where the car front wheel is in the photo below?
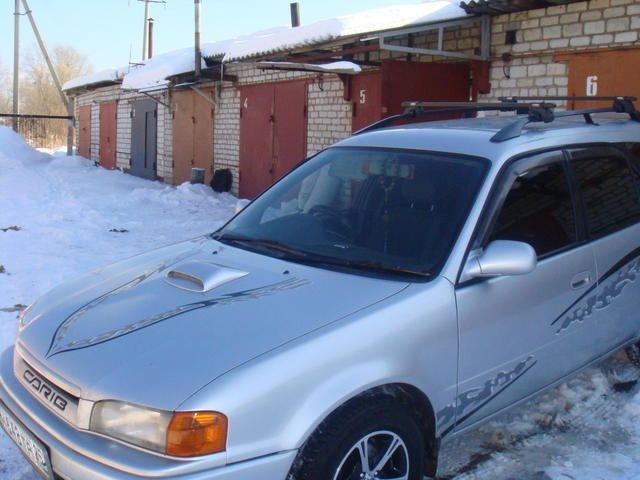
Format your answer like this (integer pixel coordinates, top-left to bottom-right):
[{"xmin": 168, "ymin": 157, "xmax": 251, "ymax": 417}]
[{"xmin": 289, "ymin": 396, "xmax": 426, "ymax": 480}]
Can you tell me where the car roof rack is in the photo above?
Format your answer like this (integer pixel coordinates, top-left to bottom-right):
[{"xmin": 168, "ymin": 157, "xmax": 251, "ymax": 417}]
[
  {"xmin": 354, "ymin": 101, "xmax": 557, "ymax": 135},
  {"xmin": 491, "ymin": 96, "xmax": 640, "ymax": 142},
  {"xmin": 354, "ymin": 96, "xmax": 640, "ymax": 143}
]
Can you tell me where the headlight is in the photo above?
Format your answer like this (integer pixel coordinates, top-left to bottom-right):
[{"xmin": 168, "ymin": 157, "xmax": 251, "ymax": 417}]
[
  {"xmin": 17, "ymin": 303, "xmax": 36, "ymax": 330},
  {"xmin": 90, "ymin": 401, "xmax": 228, "ymax": 457}
]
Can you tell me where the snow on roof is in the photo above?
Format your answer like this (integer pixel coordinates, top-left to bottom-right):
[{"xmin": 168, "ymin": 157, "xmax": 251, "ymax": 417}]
[
  {"xmin": 202, "ymin": 1, "xmax": 468, "ymax": 61},
  {"xmin": 121, "ymin": 47, "xmax": 206, "ymax": 91},
  {"xmin": 62, "ymin": 67, "xmax": 129, "ymax": 92},
  {"xmin": 65, "ymin": 1, "xmax": 467, "ymax": 93}
]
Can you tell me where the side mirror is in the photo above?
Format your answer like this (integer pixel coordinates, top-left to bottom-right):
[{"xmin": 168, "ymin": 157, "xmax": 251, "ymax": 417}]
[{"xmin": 463, "ymin": 240, "xmax": 537, "ymax": 279}]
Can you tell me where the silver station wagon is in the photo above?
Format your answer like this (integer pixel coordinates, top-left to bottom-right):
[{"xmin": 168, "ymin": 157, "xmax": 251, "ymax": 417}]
[{"xmin": 2, "ymin": 97, "xmax": 640, "ymax": 480}]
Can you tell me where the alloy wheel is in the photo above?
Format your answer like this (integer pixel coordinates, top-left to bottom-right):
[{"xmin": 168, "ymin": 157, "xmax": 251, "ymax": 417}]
[{"xmin": 333, "ymin": 430, "xmax": 410, "ymax": 480}]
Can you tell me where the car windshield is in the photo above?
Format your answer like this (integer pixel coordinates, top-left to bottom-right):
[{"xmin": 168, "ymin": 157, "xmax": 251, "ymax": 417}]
[{"xmin": 216, "ymin": 147, "xmax": 487, "ymax": 279}]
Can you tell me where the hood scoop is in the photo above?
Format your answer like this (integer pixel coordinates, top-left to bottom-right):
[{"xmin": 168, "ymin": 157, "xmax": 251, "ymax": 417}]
[{"xmin": 165, "ymin": 262, "xmax": 249, "ymax": 293}]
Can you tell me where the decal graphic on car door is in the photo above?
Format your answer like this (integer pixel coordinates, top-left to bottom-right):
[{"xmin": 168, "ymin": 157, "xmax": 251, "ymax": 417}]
[{"xmin": 454, "ymin": 151, "xmax": 599, "ymax": 432}]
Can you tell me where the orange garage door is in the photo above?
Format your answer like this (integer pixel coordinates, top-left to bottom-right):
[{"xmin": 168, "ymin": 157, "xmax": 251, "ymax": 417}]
[{"xmin": 557, "ymin": 48, "xmax": 640, "ymax": 109}]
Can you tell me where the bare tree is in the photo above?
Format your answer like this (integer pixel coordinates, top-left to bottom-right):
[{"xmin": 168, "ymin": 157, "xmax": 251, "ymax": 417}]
[
  {"xmin": 19, "ymin": 45, "xmax": 92, "ymax": 146},
  {"xmin": 21, "ymin": 45, "xmax": 91, "ymax": 115},
  {"xmin": 0, "ymin": 59, "xmax": 12, "ymax": 114}
]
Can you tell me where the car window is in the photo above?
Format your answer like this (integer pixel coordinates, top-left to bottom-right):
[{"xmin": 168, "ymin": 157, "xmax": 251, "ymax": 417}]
[
  {"xmin": 487, "ymin": 159, "xmax": 577, "ymax": 257},
  {"xmin": 624, "ymin": 143, "xmax": 640, "ymax": 178},
  {"xmin": 570, "ymin": 148, "xmax": 640, "ymax": 238}
]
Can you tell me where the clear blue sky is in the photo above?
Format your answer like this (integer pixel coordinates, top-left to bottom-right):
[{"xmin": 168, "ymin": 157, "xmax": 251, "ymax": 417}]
[{"xmin": 1, "ymin": 0, "xmax": 423, "ymax": 73}]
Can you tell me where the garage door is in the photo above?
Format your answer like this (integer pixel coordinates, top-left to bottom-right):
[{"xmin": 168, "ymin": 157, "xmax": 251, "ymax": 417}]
[
  {"xmin": 239, "ymin": 80, "xmax": 307, "ymax": 199},
  {"xmin": 78, "ymin": 104, "xmax": 91, "ymax": 159},
  {"xmin": 99, "ymin": 102, "xmax": 117, "ymax": 170},
  {"xmin": 557, "ymin": 48, "xmax": 640, "ymax": 109},
  {"xmin": 172, "ymin": 89, "xmax": 215, "ymax": 185},
  {"xmin": 351, "ymin": 60, "xmax": 472, "ymax": 133},
  {"xmin": 131, "ymin": 99, "xmax": 157, "ymax": 181}
]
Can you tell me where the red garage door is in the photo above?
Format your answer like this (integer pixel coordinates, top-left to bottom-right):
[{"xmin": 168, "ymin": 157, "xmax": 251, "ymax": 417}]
[
  {"xmin": 382, "ymin": 60, "xmax": 471, "ymax": 116},
  {"xmin": 78, "ymin": 105, "xmax": 91, "ymax": 159},
  {"xmin": 351, "ymin": 60, "xmax": 472, "ymax": 133},
  {"xmin": 239, "ymin": 80, "xmax": 307, "ymax": 199},
  {"xmin": 351, "ymin": 72, "xmax": 383, "ymax": 133},
  {"xmin": 99, "ymin": 102, "xmax": 117, "ymax": 169}
]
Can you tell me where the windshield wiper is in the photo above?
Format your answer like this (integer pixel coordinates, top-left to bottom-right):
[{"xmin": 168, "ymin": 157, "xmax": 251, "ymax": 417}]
[
  {"xmin": 215, "ymin": 233, "xmax": 430, "ymax": 279},
  {"xmin": 293, "ymin": 256, "xmax": 431, "ymax": 279},
  {"xmin": 215, "ymin": 234, "xmax": 310, "ymax": 258}
]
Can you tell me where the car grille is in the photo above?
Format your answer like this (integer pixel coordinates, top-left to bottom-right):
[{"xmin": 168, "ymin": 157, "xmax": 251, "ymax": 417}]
[{"xmin": 15, "ymin": 357, "xmax": 80, "ymax": 427}]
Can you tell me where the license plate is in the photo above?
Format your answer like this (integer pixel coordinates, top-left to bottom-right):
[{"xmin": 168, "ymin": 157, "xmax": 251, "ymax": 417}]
[{"xmin": 0, "ymin": 401, "xmax": 53, "ymax": 480}]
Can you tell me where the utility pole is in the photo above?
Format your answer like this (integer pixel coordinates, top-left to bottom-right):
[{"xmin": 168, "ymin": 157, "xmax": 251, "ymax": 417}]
[
  {"xmin": 21, "ymin": 0, "xmax": 72, "ymax": 155},
  {"xmin": 194, "ymin": 0, "xmax": 202, "ymax": 78},
  {"xmin": 142, "ymin": 0, "xmax": 150, "ymax": 60},
  {"xmin": 12, "ymin": 0, "xmax": 20, "ymax": 131},
  {"xmin": 21, "ymin": 0, "xmax": 68, "ymax": 110}
]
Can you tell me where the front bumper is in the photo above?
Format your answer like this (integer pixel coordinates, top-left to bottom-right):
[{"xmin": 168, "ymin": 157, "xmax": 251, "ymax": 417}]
[{"xmin": 0, "ymin": 347, "xmax": 296, "ymax": 479}]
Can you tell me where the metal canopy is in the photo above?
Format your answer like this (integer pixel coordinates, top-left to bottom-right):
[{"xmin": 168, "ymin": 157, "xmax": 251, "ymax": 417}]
[
  {"xmin": 378, "ymin": 15, "xmax": 490, "ymax": 61},
  {"xmin": 460, "ymin": 0, "xmax": 584, "ymax": 15}
]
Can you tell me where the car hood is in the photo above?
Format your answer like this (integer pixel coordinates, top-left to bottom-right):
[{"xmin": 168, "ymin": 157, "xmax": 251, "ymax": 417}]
[{"xmin": 17, "ymin": 237, "xmax": 408, "ymax": 410}]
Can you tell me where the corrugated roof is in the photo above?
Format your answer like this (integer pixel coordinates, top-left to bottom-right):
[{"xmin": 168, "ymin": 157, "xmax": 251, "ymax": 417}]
[
  {"xmin": 460, "ymin": 0, "xmax": 584, "ymax": 15},
  {"xmin": 66, "ymin": 1, "xmax": 471, "ymax": 93},
  {"xmin": 202, "ymin": 1, "xmax": 469, "ymax": 61}
]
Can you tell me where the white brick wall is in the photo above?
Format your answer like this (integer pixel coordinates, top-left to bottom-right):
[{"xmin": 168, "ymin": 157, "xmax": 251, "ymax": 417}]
[
  {"xmin": 213, "ymin": 85, "xmax": 241, "ymax": 194},
  {"xmin": 307, "ymin": 79, "xmax": 352, "ymax": 157}
]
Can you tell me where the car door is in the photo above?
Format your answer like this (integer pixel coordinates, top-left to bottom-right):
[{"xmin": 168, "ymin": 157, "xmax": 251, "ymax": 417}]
[
  {"xmin": 564, "ymin": 145, "xmax": 640, "ymax": 346},
  {"xmin": 453, "ymin": 150, "xmax": 599, "ymax": 432}
]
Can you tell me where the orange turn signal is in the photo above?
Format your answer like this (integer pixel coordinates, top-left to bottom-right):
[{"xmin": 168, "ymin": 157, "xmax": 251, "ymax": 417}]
[{"xmin": 166, "ymin": 411, "xmax": 228, "ymax": 457}]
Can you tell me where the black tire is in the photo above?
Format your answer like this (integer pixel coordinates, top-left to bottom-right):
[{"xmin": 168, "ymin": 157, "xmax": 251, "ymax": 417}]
[
  {"xmin": 288, "ymin": 396, "xmax": 426, "ymax": 480},
  {"xmin": 626, "ymin": 342, "xmax": 640, "ymax": 367}
]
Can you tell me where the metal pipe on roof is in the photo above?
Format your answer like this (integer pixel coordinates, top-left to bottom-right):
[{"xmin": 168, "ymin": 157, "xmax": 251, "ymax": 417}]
[
  {"xmin": 290, "ymin": 3, "xmax": 301, "ymax": 27},
  {"xmin": 142, "ymin": 0, "xmax": 150, "ymax": 60},
  {"xmin": 148, "ymin": 18, "xmax": 154, "ymax": 59},
  {"xmin": 194, "ymin": 0, "xmax": 202, "ymax": 78}
]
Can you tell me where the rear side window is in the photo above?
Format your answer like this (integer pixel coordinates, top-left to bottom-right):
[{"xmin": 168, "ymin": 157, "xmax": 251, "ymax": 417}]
[
  {"xmin": 624, "ymin": 143, "xmax": 640, "ymax": 177},
  {"xmin": 570, "ymin": 148, "xmax": 640, "ymax": 238},
  {"xmin": 488, "ymin": 159, "xmax": 577, "ymax": 257}
]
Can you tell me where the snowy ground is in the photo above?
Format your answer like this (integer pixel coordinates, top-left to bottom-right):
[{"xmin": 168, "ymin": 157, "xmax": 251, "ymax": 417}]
[{"xmin": 1, "ymin": 126, "xmax": 640, "ymax": 479}]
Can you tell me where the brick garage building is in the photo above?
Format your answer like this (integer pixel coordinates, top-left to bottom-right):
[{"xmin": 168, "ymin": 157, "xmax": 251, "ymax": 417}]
[
  {"xmin": 462, "ymin": 0, "xmax": 640, "ymax": 107},
  {"xmin": 64, "ymin": 1, "xmax": 490, "ymax": 197},
  {"xmin": 64, "ymin": 0, "xmax": 640, "ymax": 198},
  {"xmin": 63, "ymin": 66, "xmax": 176, "ymax": 183}
]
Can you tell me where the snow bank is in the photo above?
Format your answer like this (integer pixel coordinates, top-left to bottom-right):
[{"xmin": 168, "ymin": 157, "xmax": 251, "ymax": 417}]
[
  {"xmin": 202, "ymin": 1, "xmax": 467, "ymax": 61},
  {"xmin": 0, "ymin": 127, "xmax": 49, "ymax": 166},
  {"xmin": 62, "ymin": 66, "xmax": 129, "ymax": 92},
  {"xmin": 121, "ymin": 48, "xmax": 206, "ymax": 91}
]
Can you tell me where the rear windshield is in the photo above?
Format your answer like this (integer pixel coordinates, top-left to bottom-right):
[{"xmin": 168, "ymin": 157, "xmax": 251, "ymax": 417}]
[{"xmin": 218, "ymin": 147, "xmax": 488, "ymax": 279}]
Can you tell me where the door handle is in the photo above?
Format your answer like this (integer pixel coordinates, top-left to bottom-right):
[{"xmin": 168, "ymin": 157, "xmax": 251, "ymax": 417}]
[{"xmin": 571, "ymin": 272, "xmax": 592, "ymax": 290}]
